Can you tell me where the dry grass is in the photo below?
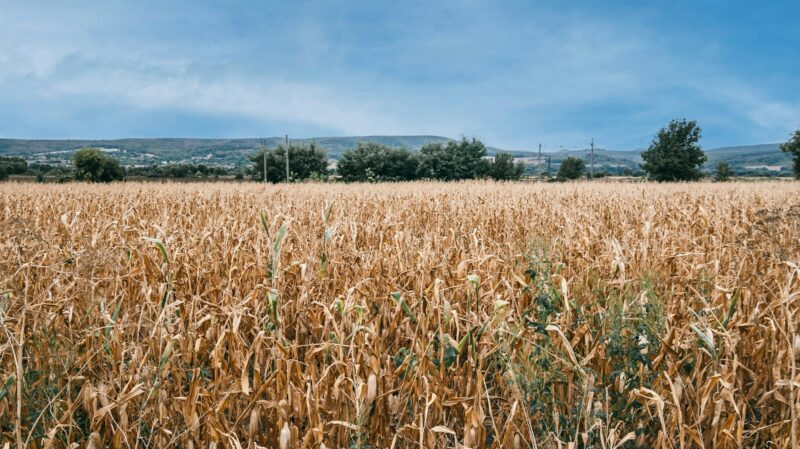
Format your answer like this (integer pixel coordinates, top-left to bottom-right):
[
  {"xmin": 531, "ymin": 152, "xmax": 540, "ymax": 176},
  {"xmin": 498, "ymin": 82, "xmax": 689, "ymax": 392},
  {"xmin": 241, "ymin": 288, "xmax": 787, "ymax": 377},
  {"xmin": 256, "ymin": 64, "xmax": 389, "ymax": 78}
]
[{"xmin": 1, "ymin": 181, "xmax": 799, "ymax": 448}]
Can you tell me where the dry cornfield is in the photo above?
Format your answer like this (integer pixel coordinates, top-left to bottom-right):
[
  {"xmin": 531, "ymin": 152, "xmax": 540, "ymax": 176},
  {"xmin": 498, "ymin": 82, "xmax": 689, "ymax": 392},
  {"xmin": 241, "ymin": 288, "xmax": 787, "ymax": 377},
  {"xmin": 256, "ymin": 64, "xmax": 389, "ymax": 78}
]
[{"xmin": 1, "ymin": 181, "xmax": 799, "ymax": 449}]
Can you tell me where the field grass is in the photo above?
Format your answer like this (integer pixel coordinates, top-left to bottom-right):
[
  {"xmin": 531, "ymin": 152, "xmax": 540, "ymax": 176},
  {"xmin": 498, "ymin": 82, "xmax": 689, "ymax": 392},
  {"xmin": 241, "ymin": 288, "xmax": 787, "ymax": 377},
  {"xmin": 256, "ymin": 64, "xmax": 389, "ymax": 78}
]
[{"xmin": 1, "ymin": 181, "xmax": 799, "ymax": 448}]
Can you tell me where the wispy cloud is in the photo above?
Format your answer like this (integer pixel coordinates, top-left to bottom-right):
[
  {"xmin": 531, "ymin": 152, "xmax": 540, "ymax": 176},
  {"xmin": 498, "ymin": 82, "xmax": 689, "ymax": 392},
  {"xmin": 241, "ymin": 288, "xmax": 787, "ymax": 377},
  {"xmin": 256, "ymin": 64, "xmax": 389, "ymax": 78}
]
[{"xmin": 0, "ymin": 0, "xmax": 798, "ymax": 149}]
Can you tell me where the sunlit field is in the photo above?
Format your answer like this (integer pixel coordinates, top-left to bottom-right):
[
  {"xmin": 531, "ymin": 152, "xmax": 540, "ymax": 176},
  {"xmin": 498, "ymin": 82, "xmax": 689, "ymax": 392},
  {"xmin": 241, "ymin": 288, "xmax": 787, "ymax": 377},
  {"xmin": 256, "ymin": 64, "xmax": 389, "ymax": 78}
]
[{"xmin": 1, "ymin": 181, "xmax": 799, "ymax": 448}]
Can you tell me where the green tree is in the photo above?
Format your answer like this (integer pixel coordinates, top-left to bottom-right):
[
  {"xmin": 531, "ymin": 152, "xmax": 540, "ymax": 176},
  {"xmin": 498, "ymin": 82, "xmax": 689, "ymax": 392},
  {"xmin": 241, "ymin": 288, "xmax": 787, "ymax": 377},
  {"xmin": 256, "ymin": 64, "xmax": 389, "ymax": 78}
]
[
  {"xmin": 640, "ymin": 119, "xmax": 707, "ymax": 181},
  {"xmin": 557, "ymin": 157, "xmax": 585, "ymax": 180},
  {"xmin": 250, "ymin": 142, "xmax": 328, "ymax": 182},
  {"xmin": 713, "ymin": 161, "xmax": 734, "ymax": 182},
  {"xmin": 337, "ymin": 142, "xmax": 417, "ymax": 182},
  {"xmin": 73, "ymin": 148, "xmax": 124, "ymax": 182},
  {"xmin": 0, "ymin": 156, "xmax": 28, "ymax": 178},
  {"xmin": 414, "ymin": 143, "xmax": 456, "ymax": 180},
  {"xmin": 780, "ymin": 128, "xmax": 800, "ymax": 179},
  {"xmin": 489, "ymin": 151, "xmax": 525, "ymax": 180},
  {"xmin": 415, "ymin": 138, "xmax": 490, "ymax": 180}
]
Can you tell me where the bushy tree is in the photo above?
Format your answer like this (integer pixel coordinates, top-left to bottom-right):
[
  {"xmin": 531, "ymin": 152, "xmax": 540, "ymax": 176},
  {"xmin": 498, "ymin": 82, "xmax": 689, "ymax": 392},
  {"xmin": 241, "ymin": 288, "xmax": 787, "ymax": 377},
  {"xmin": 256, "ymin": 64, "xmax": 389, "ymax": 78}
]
[
  {"xmin": 641, "ymin": 119, "xmax": 707, "ymax": 181},
  {"xmin": 414, "ymin": 143, "xmax": 456, "ymax": 180},
  {"xmin": 126, "ymin": 163, "xmax": 235, "ymax": 179},
  {"xmin": 0, "ymin": 156, "xmax": 28, "ymax": 178},
  {"xmin": 415, "ymin": 138, "xmax": 490, "ymax": 180},
  {"xmin": 557, "ymin": 157, "xmax": 585, "ymax": 180},
  {"xmin": 250, "ymin": 142, "xmax": 329, "ymax": 182},
  {"xmin": 73, "ymin": 148, "xmax": 124, "ymax": 182},
  {"xmin": 337, "ymin": 142, "xmax": 417, "ymax": 182},
  {"xmin": 714, "ymin": 161, "xmax": 734, "ymax": 182},
  {"xmin": 780, "ymin": 128, "xmax": 800, "ymax": 179},
  {"xmin": 489, "ymin": 151, "xmax": 525, "ymax": 180}
]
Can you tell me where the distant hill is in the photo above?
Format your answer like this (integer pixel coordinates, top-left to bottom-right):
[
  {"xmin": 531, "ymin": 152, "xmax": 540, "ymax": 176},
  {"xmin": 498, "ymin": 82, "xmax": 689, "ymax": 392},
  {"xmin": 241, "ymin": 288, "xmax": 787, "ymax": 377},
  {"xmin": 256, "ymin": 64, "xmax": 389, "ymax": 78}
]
[
  {"xmin": 538, "ymin": 143, "xmax": 792, "ymax": 174},
  {"xmin": 0, "ymin": 135, "xmax": 521, "ymax": 166},
  {"xmin": 0, "ymin": 137, "xmax": 792, "ymax": 174},
  {"xmin": 704, "ymin": 144, "xmax": 791, "ymax": 170}
]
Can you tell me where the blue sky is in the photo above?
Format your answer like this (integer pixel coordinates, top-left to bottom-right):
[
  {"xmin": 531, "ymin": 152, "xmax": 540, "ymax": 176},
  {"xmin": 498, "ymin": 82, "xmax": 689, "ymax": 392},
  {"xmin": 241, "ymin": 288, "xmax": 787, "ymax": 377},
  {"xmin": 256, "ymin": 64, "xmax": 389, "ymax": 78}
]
[{"xmin": 0, "ymin": 0, "xmax": 798, "ymax": 151}]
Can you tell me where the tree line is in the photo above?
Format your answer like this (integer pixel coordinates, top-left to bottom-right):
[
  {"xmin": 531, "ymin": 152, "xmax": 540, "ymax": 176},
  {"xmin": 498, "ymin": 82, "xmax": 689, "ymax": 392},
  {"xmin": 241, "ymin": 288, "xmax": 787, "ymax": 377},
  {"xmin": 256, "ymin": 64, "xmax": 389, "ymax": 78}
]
[
  {"xmin": 249, "ymin": 138, "xmax": 525, "ymax": 183},
  {"xmin": 3, "ymin": 123, "xmax": 800, "ymax": 183},
  {"xmin": 228, "ymin": 122, "xmax": 797, "ymax": 183},
  {"xmin": 0, "ymin": 150, "xmax": 247, "ymax": 182},
  {"xmin": 556, "ymin": 120, "xmax": 800, "ymax": 182}
]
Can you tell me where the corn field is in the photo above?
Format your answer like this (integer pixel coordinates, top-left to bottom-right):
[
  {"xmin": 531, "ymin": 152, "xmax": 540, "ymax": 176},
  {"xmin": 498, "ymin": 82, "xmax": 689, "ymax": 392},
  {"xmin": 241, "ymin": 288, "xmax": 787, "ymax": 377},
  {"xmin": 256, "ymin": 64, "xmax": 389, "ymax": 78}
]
[{"xmin": 1, "ymin": 181, "xmax": 799, "ymax": 449}]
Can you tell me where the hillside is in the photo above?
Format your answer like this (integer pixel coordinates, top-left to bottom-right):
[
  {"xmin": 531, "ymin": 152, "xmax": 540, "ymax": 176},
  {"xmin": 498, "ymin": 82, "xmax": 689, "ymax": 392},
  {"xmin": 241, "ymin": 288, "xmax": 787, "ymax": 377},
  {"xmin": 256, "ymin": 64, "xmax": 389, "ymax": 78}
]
[
  {"xmin": 0, "ymin": 137, "xmax": 793, "ymax": 175},
  {"xmin": 0, "ymin": 136, "xmax": 521, "ymax": 166},
  {"xmin": 538, "ymin": 143, "xmax": 792, "ymax": 175},
  {"xmin": 704, "ymin": 144, "xmax": 792, "ymax": 171}
]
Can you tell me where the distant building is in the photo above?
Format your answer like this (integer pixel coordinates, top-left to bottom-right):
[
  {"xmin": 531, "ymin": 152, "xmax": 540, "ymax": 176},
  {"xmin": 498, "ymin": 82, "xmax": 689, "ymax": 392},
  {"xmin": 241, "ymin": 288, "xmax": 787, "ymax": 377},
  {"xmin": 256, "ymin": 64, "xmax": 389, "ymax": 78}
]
[{"xmin": 744, "ymin": 165, "xmax": 782, "ymax": 172}]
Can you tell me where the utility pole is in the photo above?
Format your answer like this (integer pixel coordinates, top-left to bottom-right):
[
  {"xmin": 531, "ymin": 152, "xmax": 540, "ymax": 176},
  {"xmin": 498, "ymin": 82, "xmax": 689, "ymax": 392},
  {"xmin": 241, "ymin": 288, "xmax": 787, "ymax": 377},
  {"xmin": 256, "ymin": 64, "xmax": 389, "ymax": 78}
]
[
  {"xmin": 590, "ymin": 138, "xmax": 595, "ymax": 180},
  {"xmin": 547, "ymin": 155, "xmax": 551, "ymax": 176},
  {"xmin": 284, "ymin": 134, "xmax": 290, "ymax": 183},
  {"xmin": 537, "ymin": 143, "xmax": 542, "ymax": 177},
  {"xmin": 260, "ymin": 139, "xmax": 268, "ymax": 183}
]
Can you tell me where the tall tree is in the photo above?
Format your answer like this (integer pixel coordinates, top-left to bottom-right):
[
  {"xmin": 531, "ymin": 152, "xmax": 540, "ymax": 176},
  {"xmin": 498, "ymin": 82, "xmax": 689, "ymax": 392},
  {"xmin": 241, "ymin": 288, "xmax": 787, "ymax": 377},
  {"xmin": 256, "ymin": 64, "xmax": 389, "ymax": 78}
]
[
  {"xmin": 414, "ymin": 143, "xmax": 457, "ymax": 180},
  {"xmin": 415, "ymin": 138, "xmax": 490, "ymax": 180},
  {"xmin": 337, "ymin": 142, "xmax": 417, "ymax": 182},
  {"xmin": 73, "ymin": 148, "xmax": 124, "ymax": 182},
  {"xmin": 489, "ymin": 151, "xmax": 525, "ymax": 180},
  {"xmin": 0, "ymin": 156, "xmax": 28, "ymax": 177},
  {"xmin": 451, "ymin": 138, "xmax": 491, "ymax": 179},
  {"xmin": 641, "ymin": 119, "xmax": 707, "ymax": 181},
  {"xmin": 780, "ymin": 128, "xmax": 800, "ymax": 179},
  {"xmin": 714, "ymin": 161, "xmax": 734, "ymax": 182},
  {"xmin": 557, "ymin": 157, "xmax": 585, "ymax": 180},
  {"xmin": 250, "ymin": 142, "xmax": 329, "ymax": 182}
]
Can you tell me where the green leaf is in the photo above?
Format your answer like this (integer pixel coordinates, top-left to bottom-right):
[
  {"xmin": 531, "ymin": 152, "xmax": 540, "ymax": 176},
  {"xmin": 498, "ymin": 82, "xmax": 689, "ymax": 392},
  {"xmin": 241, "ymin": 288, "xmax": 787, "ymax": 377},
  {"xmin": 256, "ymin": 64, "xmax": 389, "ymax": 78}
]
[
  {"xmin": 112, "ymin": 300, "xmax": 123, "ymax": 323},
  {"xmin": 273, "ymin": 223, "xmax": 287, "ymax": 255},
  {"xmin": 269, "ymin": 223, "xmax": 287, "ymax": 284},
  {"xmin": 267, "ymin": 290, "xmax": 280, "ymax": 325},
  {"xmin": 142, "ymin": 237, "xmax": 169, "ymax": 264},
  {"xmin": 690, "ymin": 324, "xmax": 717, "ymax": 360},
  {"xmin": 334, "ymin": 298, "xmax": 344, "ymax": 316},
  {"xmin": 0, "ymin": 374, "xmax": 15, "ymax": 400},
  {"xmin": 722, "ymin": 295, "xmax": 738, "ymax": 328},
  {"xmin": 390, "ymin": 292, "xmax": 417, "ymax": 324},
  {"xmin": 161, "ymin": 272, "xmax": 173, "ymax": 309},
  {"xmin": 159, "ymin": 341, "xmax": 174, "ymax": 371},
  {"xmin": 455, "ymin": 327, "xmax": 477, "ymax": 353},
  {"xmin": 259, "ymin": 211, "xmax": 270, "ymax": 239},
  {"xmin": 442, "ymin": 344, "xmax": 457, "ymax": 367}
]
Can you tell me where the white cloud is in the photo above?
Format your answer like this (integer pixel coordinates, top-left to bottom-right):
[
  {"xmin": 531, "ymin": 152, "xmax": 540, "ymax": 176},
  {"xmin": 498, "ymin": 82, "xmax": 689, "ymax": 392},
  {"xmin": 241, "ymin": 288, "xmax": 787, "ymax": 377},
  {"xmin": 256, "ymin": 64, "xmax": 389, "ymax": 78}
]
[
  {"xmin": 1, "ymin": 1, "xmax": 798, "ymax": 148},
  {"xmin": 702, "ymin": 80, "xmax": 800, "ymax": 139},
  {"xmin": 45, "ymin": 67, "xmax": 419, "ymax": 136}
]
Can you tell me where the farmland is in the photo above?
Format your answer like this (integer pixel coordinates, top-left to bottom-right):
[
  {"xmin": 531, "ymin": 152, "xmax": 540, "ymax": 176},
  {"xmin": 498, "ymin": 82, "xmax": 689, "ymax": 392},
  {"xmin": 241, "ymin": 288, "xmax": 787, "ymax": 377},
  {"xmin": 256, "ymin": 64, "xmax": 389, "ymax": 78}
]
[{"xmin": 1, "ymin": 181, "xmax": 799, "ymax": 448}]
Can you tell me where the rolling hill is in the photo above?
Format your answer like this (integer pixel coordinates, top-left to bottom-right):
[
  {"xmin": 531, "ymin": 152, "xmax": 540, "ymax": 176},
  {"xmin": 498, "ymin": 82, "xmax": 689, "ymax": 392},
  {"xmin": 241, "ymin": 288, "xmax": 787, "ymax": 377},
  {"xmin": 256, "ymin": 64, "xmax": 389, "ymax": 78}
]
[
  {"xmin": 0, "ymin": 137, "xmax": 792, "ymax": 174},
  {"xmin": 0, "ymin": 136, "xmax": 520, "ymax": 166},
  {"xmin": 533, "ymin": 144, "xmax": 792, "ymax": 174}
]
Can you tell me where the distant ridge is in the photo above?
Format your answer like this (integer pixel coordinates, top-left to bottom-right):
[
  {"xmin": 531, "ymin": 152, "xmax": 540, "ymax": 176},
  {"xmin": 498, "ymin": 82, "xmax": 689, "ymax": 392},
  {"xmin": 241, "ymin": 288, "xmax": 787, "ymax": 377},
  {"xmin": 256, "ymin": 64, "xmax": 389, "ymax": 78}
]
[
  {"xmin": 0, "ymin": 136, "xmax": 448, "ymax": 158},
  {"xmin": 704, "ymin": 143, "xmax": 789, "ymax": 168},
  {"xmin": 0, "ymin": 135, "xmax": 521, "ymax": 165},
  {"xmin": 533, "ymin": 143, "xmax": 791, "ymax": 173},
  {"xmin": 0, "ymin": 137, "xmax": 792, "ymax": 173}
]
